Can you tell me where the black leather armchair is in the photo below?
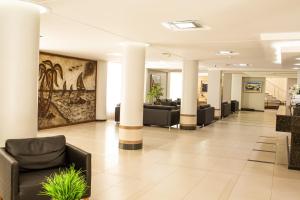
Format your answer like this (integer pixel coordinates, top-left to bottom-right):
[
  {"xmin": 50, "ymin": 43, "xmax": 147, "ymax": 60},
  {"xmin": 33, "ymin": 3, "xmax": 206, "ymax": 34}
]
[
  {"xmin": 0, "ymin": 136, "xmax": 91, "ymax": 200},
  {"xmin": 197, "ymin": 105, "xmax": 215, "ymax": 126},
  {"xmin": 221, "ymin": 102, "xmax": 231, "ymax": 118},
  {"xmin": 231, "ymin": 100, "xmax": 239, "ymax": 112},
  {"xmin": 143, "ymin": 105, "xmax": 180, "ymax": 128},
  {"xmin": 115, "ymin": 104, "xmax": 180, "ymax": 129}
]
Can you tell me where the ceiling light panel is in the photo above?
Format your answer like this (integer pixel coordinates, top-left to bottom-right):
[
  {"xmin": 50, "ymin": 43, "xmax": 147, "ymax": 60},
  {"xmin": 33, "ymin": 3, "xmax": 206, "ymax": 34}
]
[
  {"xmin": 216, "ymin": 50, "xmax": 239, "ymax": 56},
  {"xmin": 162, "ymin": 20, "xmax": 210, "ymax": 31}
]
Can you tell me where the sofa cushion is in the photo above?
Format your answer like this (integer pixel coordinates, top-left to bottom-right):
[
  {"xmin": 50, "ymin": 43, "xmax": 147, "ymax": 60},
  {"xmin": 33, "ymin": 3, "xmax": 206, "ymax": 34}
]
[
  {"xmin": 19, "ymin": 168, "xmax": 62, "ymax": 200},
  {"xmin": 6, "ymin": 135, "xmax": 66, "ymax": 171}
]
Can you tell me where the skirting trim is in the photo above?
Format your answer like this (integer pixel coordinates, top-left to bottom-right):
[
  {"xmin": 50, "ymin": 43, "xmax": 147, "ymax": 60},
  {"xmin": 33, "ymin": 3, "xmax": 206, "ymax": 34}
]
[
  {"xmin": 119, "ymin": 141, "xmax": 143, "ymax": 150},
  {"xmin": 119, "ymin": 125, "xmax": 143, "ymax": 130},
  {"xmin": 180, "ymin": 114, "xmax": 196, "ymax": 117},
  {"xmin": 180, "ymin": 124, "xmax": 197, "ymax": 130},
  {"xmin": 119, "ymin": 140, "xmax": 143, "ymax": 144}
]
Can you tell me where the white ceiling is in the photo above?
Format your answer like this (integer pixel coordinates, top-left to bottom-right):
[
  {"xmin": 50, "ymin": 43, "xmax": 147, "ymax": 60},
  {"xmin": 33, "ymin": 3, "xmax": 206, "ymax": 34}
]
[{"xmin": 33, "ymin": 0, "xmax": 300, "ymax": 73}]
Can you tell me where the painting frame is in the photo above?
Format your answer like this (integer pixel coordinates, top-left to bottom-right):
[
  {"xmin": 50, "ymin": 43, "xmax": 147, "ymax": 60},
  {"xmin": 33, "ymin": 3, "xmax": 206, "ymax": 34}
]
[
  {"xmin": 150, "ymin": 74, "xmax": 161, "ymax": 88},
  {"xmin": 38, "ymin": 52, "xmax": 98, "ymax": 130},
  {"xmin": 244, "ymin": 81, "xmax": 263, "ymax": 93}
]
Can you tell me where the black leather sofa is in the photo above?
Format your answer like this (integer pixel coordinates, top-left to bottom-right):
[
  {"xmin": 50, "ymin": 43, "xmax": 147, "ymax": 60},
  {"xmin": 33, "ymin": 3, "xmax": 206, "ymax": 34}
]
[
  {"xmin": 115, "ymin": 104, "xmax": 180, "ymax": 128},
  {"xmin": 221, "ymin": 102, "xmax": 231, "ymax": 118},
  {"xmin": 0, "ymin": 135, "xmax": 91, "ymax": 200},
  {"xmin": 231, "ymin": 100, "xmax": 239, "ymax": 112},
  {"xmin": 197, "ymin": 104, "xmax": 215, "ymax": 126}
]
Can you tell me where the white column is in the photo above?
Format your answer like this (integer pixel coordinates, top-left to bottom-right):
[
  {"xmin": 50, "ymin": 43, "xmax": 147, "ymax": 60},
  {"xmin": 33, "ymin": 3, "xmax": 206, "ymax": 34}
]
[
  {"xmin": 96, "ymin": 60, "xmax": 107, "ymax": 120},
  {"xmin": 119, "ymin": 43, "xmax": 146, "ymax": 150},
  {"xmin": 180, "ymin": 60, "xmax": 198, "ymax": 130},
  {"xmin": 231, "ymin": 74, "xmax": 243, "ymax": 109},
  {"xmin": 223, "ymin": 73, "xmax": 232, "ymax": 102},
  {"xmin": 208, "ymin": 70, "xmax": 222, "ymax": 117},
  {"xmin": 0, "ymin": 1, "xmax": 41, "ymax": 147},
  {"xmin": 297, "ymin": 71, "xmax": 300, "ymax": 85}
]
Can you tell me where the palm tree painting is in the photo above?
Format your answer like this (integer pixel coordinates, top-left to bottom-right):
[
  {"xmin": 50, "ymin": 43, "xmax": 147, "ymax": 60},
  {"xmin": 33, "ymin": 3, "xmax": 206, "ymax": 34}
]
[
  {"xmin": 39, "ymin": 60, "xmax": 63, "ymax": 118},
  {"xmin": 38, "ymin": 53, "xmax": 97, "ymax": 129}
]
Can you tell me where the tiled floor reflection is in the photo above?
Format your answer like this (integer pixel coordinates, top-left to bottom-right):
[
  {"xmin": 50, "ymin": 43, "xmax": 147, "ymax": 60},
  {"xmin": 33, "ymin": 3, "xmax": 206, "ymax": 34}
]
[{"xmin": 39, "ymin": 110, "xmax": 300, "ymax": 200}]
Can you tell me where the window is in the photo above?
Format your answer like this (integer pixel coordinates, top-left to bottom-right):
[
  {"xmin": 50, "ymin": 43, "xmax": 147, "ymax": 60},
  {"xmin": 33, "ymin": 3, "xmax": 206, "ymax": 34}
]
[
  {"xmin": 106, "ymin": 62, "xmax": 122, "ymax": 118},
  {"xmin": 169, "ymin": 72, "xmax": 182, "ymax": 100}
]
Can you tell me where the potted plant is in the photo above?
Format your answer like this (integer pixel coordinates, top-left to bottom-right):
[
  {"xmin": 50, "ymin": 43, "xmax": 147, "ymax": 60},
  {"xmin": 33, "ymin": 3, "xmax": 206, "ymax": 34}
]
[
  {"xmin": 41, "ymin": 165, "xmax": 87, "ymax": 200},
  {"xmin": 147, "ymin": 83, "xmax": 163, "ymax": 104}
]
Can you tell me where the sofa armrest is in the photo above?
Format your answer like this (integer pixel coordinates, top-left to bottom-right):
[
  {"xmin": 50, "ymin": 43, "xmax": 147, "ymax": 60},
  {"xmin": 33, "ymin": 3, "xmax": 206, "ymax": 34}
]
[
  {"xmin": 0, "ymin": 148, "xmax": 19, "ymax": 200},
  {"xmin": 66, "ymin": 144, "xmax": 91, "ymax": 197}
]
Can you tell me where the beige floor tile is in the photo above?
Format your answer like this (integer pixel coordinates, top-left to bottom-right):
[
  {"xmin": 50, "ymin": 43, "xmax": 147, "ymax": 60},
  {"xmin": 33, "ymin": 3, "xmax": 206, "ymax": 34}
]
[
  {"xmin": 273, "ymin": 164, "xmax": 300, "ymax": 180},
  {"xmin": 241, "ymin": 161, "xmax": 274, "ymax": 177},
  {"xmin": 271, "ymin": 177, "xmax": 300, "ymax": 200},
  {"xmin": 248, "ymin": 151, "xmax": 276, "ymax": 163},
  {"xmin": 229, "ymin": 174, "xmax": 273, "ymax": 200},
  {"xmin": 184, "ymin": 172, "xmax": 238, "ymax": 200},
  {"xmin": 136, "ymin": 172, "xmax": 204, "ymax": 200}
]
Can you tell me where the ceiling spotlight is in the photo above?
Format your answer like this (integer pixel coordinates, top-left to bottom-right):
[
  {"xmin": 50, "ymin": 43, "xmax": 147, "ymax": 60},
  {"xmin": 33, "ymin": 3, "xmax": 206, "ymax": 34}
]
[
  {"xmin": 296, "ymin": 58, "xmax": 300, "ymax": 61},
  {"xmin": 162, "ymin": 20, "xmax": 210, "ymax": 31},
  {"xmin": 294, "ymin": 63, "xmax": 300, "ymax": 66},
  {"xmin": 233, "ymin": 63, "xmax": 249, "ymax": 67},
  {"xmin": 293, "ymin": 67, "xmax": 300, "ymax": 70},
  {"xmin": 216, "ymin": 51, "xmax": 239, "ymax": 56}
]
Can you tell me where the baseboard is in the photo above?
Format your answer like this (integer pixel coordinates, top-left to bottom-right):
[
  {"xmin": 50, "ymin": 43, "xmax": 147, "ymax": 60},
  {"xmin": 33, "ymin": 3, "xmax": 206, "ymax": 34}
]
[
  {"xmin": 96, "ymin": 119, "xmax": 107, "ymax": 122},
  {"xmin": 241, "ymin": 108, "xmax": 264, "ymax": 112}
]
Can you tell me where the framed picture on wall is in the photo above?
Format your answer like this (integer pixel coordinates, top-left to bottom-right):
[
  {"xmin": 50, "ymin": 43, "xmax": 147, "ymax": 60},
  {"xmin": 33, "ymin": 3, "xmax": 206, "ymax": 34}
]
[
  {"xmin": 244, "ymin": 81, "xmax": 263, "ymax": 93},
  {"xmin": 150, "ymin": 74, "xmax": 161, "ymax": 88}
]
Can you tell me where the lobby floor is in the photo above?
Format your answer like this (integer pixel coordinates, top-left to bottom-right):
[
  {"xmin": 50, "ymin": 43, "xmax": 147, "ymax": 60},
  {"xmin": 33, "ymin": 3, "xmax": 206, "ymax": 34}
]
[{"xmin": 39, "ymin": 110, "xmax": 300, "ymax": 200}]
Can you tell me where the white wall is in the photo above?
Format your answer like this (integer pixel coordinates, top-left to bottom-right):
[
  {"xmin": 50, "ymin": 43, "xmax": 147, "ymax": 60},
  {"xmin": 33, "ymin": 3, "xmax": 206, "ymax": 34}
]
[
  {"xmin": 222, "ymin": 73, "xmax": 232, "ymax": 102},
  {"xmin": 231, "ymin": 74, "xmax": 242, "ymax": 109},
  {"xmin": 208, "ymin": 70, "xmax": 222, "ymax": 113},
  {"xmin": 96, "ymin": 60, "xmax": 107, "ymax": 120},
  {"xmin": 242, "ymin": 77, "xmax": 266, "ymax": 111},
  {"xmin": 265, "ymin": 78, "xmax": 287, "ymax": 102}
]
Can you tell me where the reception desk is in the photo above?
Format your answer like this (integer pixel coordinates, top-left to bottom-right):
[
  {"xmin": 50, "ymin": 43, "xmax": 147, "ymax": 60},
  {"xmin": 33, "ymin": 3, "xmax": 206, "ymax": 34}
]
[{"xmin": 276, "ymin": 105, "xmax": 292, "ymax": 132}]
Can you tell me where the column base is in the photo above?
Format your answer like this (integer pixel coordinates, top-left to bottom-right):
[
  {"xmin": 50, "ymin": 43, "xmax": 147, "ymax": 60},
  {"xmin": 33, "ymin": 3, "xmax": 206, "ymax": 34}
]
[
  {"xmin": 180, "ymin": 124, "xmax": 197, "ymax": 130},
  {"xmin": 180, "ymin": 114, "xmax": 197, "ymax": 130},
  {"xmin": 119, "ymin": 141, "xmax": 143, "ymax": 150}
]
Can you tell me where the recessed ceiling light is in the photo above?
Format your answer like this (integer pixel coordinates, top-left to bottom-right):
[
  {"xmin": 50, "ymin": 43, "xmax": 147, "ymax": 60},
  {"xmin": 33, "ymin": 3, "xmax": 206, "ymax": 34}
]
[
  {"xmin": 233, "ymin": 63, "xmax": 249, "ymax": 67},
  {"xmin": 296, "ymin": 58, "xmax": 300, "ymax": 60},
  {"xmin": 293, "ymin": 67, "xmax": 300, "ymax": 70},
  {"xmin": 294, "ymin": 63, "xmax": 300, "ymax": 66},
  {"xmin": 216, "ymin": 50, "xmax": 239, "ymax": 56},
  {"xmin": 162, "ymin": 20, "xmax": 210, "ymax": 31}
]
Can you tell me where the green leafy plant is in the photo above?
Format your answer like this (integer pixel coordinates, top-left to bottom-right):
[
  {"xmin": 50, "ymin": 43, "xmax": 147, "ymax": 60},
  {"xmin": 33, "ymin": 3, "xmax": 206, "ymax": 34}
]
[
  {"xmin": 147, "ymin": 83, "xmax": 163, "ymax": 104},
  {"xmin": 41, "ymin": 165, "xmax": 87, "ymax": 200}
]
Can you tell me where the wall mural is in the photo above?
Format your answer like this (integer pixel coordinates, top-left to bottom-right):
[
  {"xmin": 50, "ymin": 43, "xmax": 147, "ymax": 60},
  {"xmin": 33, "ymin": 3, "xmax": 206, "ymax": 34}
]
[{"xmin": 38, "ymin": 53, "xmax": 97, "ymax": 129}]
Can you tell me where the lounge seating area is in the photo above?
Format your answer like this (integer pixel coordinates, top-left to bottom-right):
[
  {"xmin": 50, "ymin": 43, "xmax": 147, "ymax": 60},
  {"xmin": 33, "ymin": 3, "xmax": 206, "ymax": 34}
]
[{"xmin": 4, "ymin": 1, "xmax": 300, "ymax": 199}]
